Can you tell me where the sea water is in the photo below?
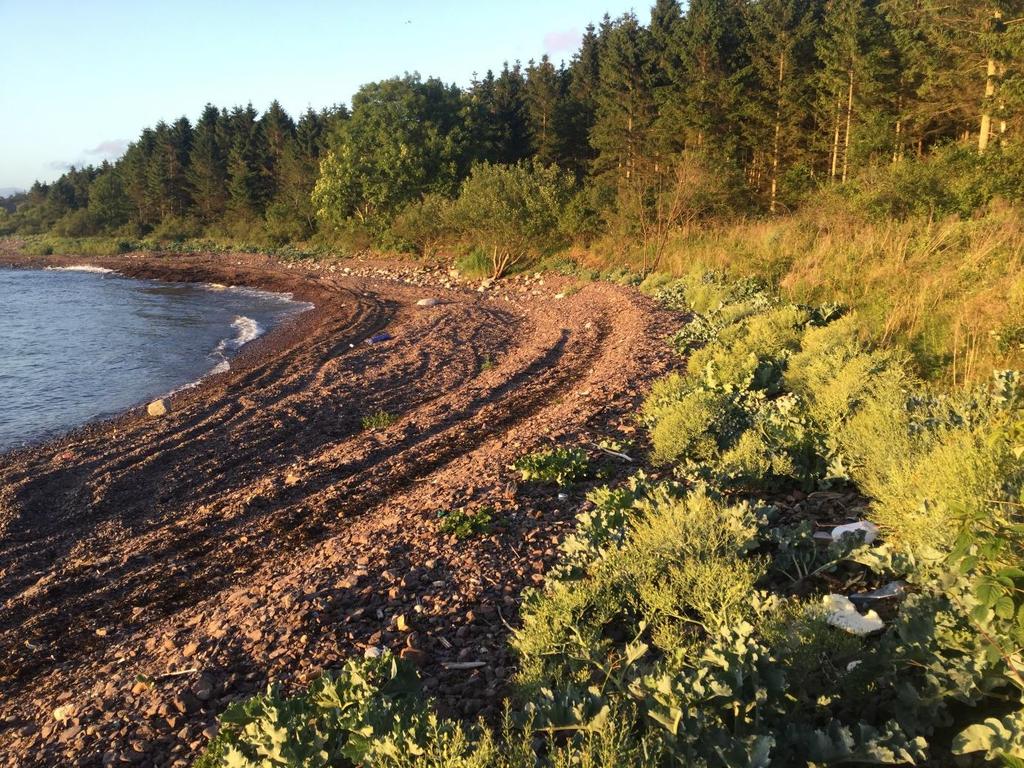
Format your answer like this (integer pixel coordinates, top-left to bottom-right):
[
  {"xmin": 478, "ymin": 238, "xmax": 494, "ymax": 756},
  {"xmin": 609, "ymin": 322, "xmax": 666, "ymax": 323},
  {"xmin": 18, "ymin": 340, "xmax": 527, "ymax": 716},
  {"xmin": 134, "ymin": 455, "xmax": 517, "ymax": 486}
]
[{"xmin": 0, "ymin": 266, "xmax": 311, "ymax": 453}]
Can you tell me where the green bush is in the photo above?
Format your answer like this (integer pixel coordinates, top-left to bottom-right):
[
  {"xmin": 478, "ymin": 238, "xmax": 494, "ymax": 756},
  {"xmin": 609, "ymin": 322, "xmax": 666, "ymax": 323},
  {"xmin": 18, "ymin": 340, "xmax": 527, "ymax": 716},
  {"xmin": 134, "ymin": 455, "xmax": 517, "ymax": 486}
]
[
  {"xmin": 449, "ymin": 161, "xmax": 573, "ymax": 278},
  {"xmin": 844, "ymin": 143, "xmax": 1024, "ymax": 221},
  {"xmin": 362, "ymin": 411, "xmax": 396, "ymax": 430}
]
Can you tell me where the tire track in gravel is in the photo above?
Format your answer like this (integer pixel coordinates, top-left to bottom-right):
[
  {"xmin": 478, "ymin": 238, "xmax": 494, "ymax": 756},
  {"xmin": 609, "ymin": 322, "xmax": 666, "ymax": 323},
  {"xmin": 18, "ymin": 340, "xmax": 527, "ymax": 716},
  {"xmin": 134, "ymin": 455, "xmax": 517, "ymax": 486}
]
[{"xmin": 0, "ymin": 251, "xmax": 682, "ymax": 768}]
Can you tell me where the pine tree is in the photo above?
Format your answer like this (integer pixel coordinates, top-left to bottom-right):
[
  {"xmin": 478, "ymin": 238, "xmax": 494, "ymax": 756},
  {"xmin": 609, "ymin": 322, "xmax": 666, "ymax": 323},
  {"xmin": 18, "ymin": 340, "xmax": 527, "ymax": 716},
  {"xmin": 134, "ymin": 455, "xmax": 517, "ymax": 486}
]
[
  {"xmin": 744, "ymin": 0, "xmax": 820, "ymax": 210},
  {"xmin": 591, "ymin": 13, "xmax": 659, "ymax": 181},
  {"xmin": 188, "ymin": 104, "xmax": 228, "ymax": 222},
  {"xmin": 524, "ymin": 55, "xmax": 566, "ymax": 165}
]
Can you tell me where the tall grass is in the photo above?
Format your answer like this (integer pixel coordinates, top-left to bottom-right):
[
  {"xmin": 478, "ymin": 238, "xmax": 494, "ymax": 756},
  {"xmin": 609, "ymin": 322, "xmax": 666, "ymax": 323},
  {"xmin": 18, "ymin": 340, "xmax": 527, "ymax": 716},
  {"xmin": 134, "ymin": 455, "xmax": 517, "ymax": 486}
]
[{"xmin": 589, "ymin": 204, "xmax": 1024, "ymax": 385}]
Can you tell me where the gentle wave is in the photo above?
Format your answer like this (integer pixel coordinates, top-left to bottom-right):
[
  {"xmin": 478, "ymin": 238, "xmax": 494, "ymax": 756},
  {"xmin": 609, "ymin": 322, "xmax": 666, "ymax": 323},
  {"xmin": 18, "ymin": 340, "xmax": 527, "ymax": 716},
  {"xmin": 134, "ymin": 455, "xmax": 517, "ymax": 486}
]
[
  {"xmin": 229, "ymin": 315, "xmax": 264, "ymax": 348},
  {"xmin": 209, "ymin": 316, "xmax": 264, "ymax": 370},
  {"xmin": 45, "ymin": 265, "xmax": 115, "ymax": 274}
]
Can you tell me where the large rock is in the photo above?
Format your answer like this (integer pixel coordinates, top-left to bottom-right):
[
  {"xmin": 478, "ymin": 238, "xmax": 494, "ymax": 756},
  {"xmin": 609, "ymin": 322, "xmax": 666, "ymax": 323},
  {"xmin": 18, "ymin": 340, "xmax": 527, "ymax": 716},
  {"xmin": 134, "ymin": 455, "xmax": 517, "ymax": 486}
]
[{"xmin": 147, "ymin": 399, "xmax": 170, "ymax": 417}]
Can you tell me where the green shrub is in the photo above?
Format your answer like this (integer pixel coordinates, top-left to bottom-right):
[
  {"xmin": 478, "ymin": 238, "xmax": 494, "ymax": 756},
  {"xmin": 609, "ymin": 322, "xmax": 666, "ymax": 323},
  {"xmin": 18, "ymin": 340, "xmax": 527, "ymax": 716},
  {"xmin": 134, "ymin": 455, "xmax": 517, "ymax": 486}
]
[
  {"xmin": 449, "ymin": 161, "xmax": 573, "ymax": 278},
  {"xmin": 391, "ymin": 193, "xmax": 454, "ymax": 258},
  {"xmin": 648, "ymin": 387, "xmax": 731, "ymax": 466}
]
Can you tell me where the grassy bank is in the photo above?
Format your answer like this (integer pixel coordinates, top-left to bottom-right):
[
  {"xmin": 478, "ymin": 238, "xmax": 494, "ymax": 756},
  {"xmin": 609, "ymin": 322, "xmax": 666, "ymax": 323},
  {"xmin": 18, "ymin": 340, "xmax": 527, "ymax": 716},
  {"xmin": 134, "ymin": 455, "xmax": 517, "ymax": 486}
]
[
  {"xmin": 195, "ymin": 271, "xmax": 1024, "ymax": 767},
  {"xmin": 580, "ymin": 204, "xmax": 1024, "ymax": 387}
]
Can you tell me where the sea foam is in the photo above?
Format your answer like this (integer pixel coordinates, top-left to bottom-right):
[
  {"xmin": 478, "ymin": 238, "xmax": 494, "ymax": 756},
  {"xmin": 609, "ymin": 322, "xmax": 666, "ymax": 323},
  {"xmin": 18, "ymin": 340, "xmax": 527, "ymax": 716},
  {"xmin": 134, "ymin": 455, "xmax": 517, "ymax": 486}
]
[{"xmin": 45, "ymin": 265, "xmax": 115, "ymax": 274}]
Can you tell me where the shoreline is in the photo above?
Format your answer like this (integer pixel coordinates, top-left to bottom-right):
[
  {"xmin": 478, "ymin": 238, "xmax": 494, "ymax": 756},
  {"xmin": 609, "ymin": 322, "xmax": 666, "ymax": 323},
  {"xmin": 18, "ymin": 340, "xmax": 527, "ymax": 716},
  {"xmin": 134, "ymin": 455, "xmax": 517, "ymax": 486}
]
[
  {"xmin": 0, "ymin": 249, "xmax": 335, "ymax": 461},
  {"xmin": 0, "ymin": 260, "xmax": 317, "ymax": 457},
  {"xmin": 0, "ymin": 245, "xmax": 682, "ymax": 767}
]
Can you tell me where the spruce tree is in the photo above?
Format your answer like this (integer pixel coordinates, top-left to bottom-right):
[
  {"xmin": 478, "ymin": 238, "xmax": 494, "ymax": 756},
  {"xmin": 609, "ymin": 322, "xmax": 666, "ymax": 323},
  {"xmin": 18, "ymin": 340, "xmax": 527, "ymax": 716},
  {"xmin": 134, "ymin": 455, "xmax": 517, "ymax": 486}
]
[
  {"xmin": 591, "ymin": 13, "xmax": 659, "ymax": 182},
  {"xmin": 744, "ymin": 0, "xmax": 820, "ymax": 210},
  {"xmin": 188, "ymin": 104, "xmax": 228, "ymax": 222},
  {"xmin": 675, "ymin": 0, "xmax": 750, "ymax": 162},
  {"xmin": 492, "ymin": 62, "xmax": 531, "ymax": 163},
  {"xmin": 561, "ymin": 24, "xmax": 602, "ymax": 178},
  {"xmin": 816, "ymin": 0, "xmax": 896, "ymax": 182},
  {"xmin": 226, "ymin": 104, "xmax": 271, "ymax": 218},
  {"xmin": 260, "ymin": 100, "xmax": 297, "ymax": 198},
  {"xmin": 524, "ymin": 55, "xmax": 566, "ymax": 165}
]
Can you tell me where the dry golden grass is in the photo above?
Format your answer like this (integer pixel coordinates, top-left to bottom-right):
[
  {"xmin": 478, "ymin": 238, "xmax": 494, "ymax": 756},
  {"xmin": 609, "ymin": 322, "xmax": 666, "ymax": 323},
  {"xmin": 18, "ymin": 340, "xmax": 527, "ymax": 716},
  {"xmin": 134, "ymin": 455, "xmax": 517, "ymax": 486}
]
[{"xmin": 590, "ymin": 205, "xmax": 1024, "ymax": 385}]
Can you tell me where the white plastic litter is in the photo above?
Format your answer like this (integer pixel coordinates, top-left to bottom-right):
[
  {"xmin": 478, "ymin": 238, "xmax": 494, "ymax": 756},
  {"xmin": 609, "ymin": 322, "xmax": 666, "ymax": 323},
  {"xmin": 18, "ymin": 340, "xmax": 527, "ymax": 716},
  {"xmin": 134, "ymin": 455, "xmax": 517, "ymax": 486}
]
[
  {"xmin": 825, "ymin": 594, "xmax": 885, "ymax": 635},
  {"xmin": 850, "ymin": 581, "xmax": 906, "ymax": 603},
  {"xmin": 831, "ymin": 520, "xmax": 880, "ymax": 545}
]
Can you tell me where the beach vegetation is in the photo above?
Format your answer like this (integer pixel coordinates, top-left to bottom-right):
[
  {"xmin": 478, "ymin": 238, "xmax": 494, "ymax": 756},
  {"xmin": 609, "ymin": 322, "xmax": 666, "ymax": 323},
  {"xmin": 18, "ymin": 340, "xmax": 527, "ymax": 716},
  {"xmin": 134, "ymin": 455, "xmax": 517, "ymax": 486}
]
[
  {"xmin": 437, "ymin": 506, "xmax": 495, "ymax": 540},
  {"xmin": 198, "ymin": 267, "xmax": 1024, "ymax": 767},
  {"xmin": 513, "ymin": 446, "xmax": 591, "ymax": 487},
  {"xmin": 361, "ymin": 410, "xmax": 396, "ymax": 431}
]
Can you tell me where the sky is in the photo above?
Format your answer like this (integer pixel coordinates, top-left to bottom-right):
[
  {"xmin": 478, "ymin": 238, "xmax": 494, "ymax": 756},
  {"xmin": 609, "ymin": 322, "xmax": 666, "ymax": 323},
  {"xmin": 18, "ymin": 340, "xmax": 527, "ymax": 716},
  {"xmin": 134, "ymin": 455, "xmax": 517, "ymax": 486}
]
[{"xmin": 0, "ymin": 0, "xmax": 640, "ymax": 192}]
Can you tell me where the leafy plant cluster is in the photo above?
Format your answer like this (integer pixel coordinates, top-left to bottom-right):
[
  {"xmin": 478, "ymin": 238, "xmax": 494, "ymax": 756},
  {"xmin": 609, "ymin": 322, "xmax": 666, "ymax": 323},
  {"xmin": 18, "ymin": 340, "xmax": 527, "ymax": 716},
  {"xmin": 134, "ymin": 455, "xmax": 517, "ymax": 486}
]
[
  {"xmin": 361, "ymin": 411, "xmax": 396, "ymax": 431},
  {"xmin": 437, "ymin": 506, "xmax": 495, "ymax": 540},
  {"xmin": 512, "ymin": 447, "xmax": 592, "ymax": 488}
]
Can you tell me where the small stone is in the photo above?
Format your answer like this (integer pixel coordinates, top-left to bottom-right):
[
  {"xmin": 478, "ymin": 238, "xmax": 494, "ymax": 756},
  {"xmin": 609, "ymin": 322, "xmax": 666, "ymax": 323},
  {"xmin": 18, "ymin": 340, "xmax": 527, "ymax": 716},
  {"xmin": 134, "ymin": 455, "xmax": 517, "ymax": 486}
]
[
  {"xmin": 172, "ymin": 691, "xmax": 200, "ymax": 715},
  {"xmin": 416, "ymin": 298, "xmax": 440, "ymax": 307},
  {"xmin": 193, "ymin": 676, "xmax": 214, "ymax": 701},
  {"xmin": 147, "ymin": 399, "xmax": 169, "ymax": 417}
]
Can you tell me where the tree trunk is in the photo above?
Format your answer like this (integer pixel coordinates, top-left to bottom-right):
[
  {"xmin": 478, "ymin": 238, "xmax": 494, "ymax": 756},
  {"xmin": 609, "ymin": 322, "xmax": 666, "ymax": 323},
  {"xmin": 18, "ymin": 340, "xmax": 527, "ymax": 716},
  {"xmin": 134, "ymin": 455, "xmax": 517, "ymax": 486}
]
[
  {"xmin": 892, "ymin": 92, "xmax": 903, "ymax": 162},
  {"xmin": 770, "ymin": 51, "xmax": 785, "ymax": 214},
  {"xmin": 842, "ymin": 68, "xmax": 854, "ymax": 183},
  {"xmin": 978, "ymin": 9, "xmax": 1003, "ymax": 153},
  {"xmin": 979, "ymin": 56, "xmax": 996, "ymax": 152},
  {"xmin": 626, "ymin": 114, "xmax": 634, "ymax": 180},
  {"xmin": 830, "ymin": 93, "xmax": 842, "ymax": 181}
]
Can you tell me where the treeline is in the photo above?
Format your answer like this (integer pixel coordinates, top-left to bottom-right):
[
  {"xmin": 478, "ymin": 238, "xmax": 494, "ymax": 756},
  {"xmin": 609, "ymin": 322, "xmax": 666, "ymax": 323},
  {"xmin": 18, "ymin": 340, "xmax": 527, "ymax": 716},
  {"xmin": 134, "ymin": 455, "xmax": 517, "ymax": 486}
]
[
  {"xmin": 3, "ymin": 102, "xmax": 344, "ymax": 243},
  {"xmin": 3, "ymin": 0, "xmax": 1023, "ymax": 249}
]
